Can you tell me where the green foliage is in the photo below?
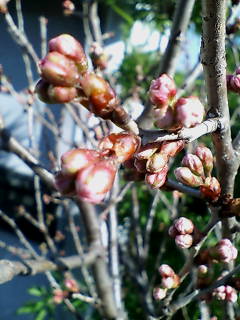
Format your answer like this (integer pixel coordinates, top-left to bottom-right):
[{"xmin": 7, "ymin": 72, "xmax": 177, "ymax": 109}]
[{"xmin": 17, "ymin": 286, "xmax": 54, "ymax": 320}]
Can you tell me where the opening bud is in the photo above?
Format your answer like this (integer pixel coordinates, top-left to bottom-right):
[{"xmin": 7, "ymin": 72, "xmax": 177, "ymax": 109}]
[
  {"xmin": 160, "ymin": 140, "xmax": 185, "ymax": 158},
  {"xmin": 75, "ymin": 159, "xmax": 117, "ymax": 203},
  {"xmin": 61, "ymin": 148, "xmax": 100, "ymax": 176},
  {"xmin": 154, "ymin": 106, "xmax": 174, "ymax": 129},
  {"xmin": 149, "ymin": 74, "xmax": 176, "ymax": 108},
  {"xmin": 98, "ymin": 132, "xmax": 140, "ymax": 163},
  {"xmin": 212, "ymin": 239, "xmax": 238, "ymax": 263}
]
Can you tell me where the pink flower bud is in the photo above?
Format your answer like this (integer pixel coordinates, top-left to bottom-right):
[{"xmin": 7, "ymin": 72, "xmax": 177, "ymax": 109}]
[
  {"xmin": 200, "ymin": 177, "xmax": 221, "ymax": 201},
  {"xmin": 213, "ymin": 285, "xmax": 226, "ymax": 300},
  {"xmin": 54, "ymin": 172, "xmax": 76, "ymax": 196},
  {"xmin": 175, "ymin": 234, "xmax": 193, "ymax": 249},
  {"xmin": 75, "ymin": 159, "xmax": 117, "ymax": 203},
  {"xmin": 134, "ymin": 143, "xmax": 160, "ymax": 160},
  {"xmin": 98, "ymin": 132, "xmax": 140, "ymax": 163},
  {"xmin": 213, "ymin": 238, "xmax": 238, "ymax": 263},
  {"xmin": 49, "ymin": 34, "xmax": 87, "ymax": 74},
  {"xmin": 40, "ymin": 51, "xmax": 80, "ymax": 87},
  {"xmin": 64, "ymin": 278, "xmax": 79, "ymax": 292},
  {"xmin": 146, "ymin": 152, "xmax": 169, "ymax": 173},
  {"xmin": 145, "ymin": 165, "xmax": 168, "ymax": 189},
  {"xmin": 53, "ymin": 289, "xmax": 68, "ymax": 304},
  {"xmin": 225, "ymin": 285, "xmax": 238, "ymax": 303},
  {"xmin": 227, "ymin": 74, "xmax": 240, "ymax": 93},
  {"xmin": 149, "ymin": 74, "xmax": 176, "ymax": 108},
  {"xmin": 173, "ymin": 217, "xmax": 194, "ymax": 235},
  {"xmin": 158, "ymin": 264, "xmax": 175, "ymax": 277},
  {"xmin": 161, "ymin": 276, "xmax": 176, "ymax": 289},
  {"xmin": 181, "ymin": 154, "xmax": 205, "ymax": 177},
  {"xmin": 175, "ymin": 96, "xmax": 205, "ymax": 128},
  {"xmin": 35, "ymin": 79, "xmax": 77, "ymax": 104},
  {"xmin": 154, "ymin": 106, "xmax": 174, "ymax": 129},
  {"xmin": 197, "ymin": 265, "xmax": 208, "ymax": 275},
  {"xmin": 174, "ymin": 167, "xmax": 204, "ymax": 187},
  {"xmin": 80, "ymin": 73, "xmax": 117, "ymax": 119},
  {"xmin": 153, "ymin": 287, "xmax": 167, "ymax": 300},
  {"xmin": 61, "ymin": 148, "xmax": 100, "ymax": 176},
  {"xmin": 195, "ymin": 146, "xmax": 213, "ymax": 177},
  {"xmin": 160, "ymin": 140, "xmax": 185, "ymax": 158}
]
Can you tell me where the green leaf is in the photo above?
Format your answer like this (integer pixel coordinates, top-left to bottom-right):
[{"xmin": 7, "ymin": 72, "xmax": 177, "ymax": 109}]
[
  {"xmin": 17, "ymin": 302, "xmax": 36, "ymax": 314},
  {"xmin": 108, "ymin": 3, "xmax": 134, "ymax": 25},
  {"xmin": 28, "ymin": 287, "xmax": 43, "ymax": 296},
  {"xmin": 36, "ymin": 309, "xmax": 47, "ymax": 320}
]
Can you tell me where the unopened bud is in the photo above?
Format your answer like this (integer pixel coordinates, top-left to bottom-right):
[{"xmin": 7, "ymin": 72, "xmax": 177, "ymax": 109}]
[
  {"xmin": 174, "ymin": 167, "xmax": 204, "ymax": 187},
  {"xmin": 49, "ymin": 34, "xmax": 87, "ymax": 74},
  {"xmin": 98, "ymin": 132, "xmax": 140, "ymax": 163},
  {"xmin": 64, "ymin": 278, "xmax": 79, "ymax": 292},
  {"xmin": 158, "ymin": 264, "xmax": 175, "ymax": 278},
  {"xmin": 75, "ymin": 159, "xmax": 117, "ymax": 203},
  {"xmin": 135, "ymin": 143, "xmax": 160, "ymax": 160},
  {"xmin": 200, "ymin": 177, "xmax": 221, "ymax": 201},
  {"xmin": 175, "ymin": 234, "xmax": 193, "ymax": 249},
  {"xmin": 175, "ymin": 96, "xmax": 205, "ymax": 128},
  {"xmin": 146, "ymin": 152, "xmax": 169, "ymax": 173},
  {"xmin": 227, "ymin": 74, "xmax": 240, "ymax": 94},
  {"xmin": 181, "ymin": 154, "xmax": 205, "ymax": 177},
  {"xmin": 225, "ymin": 285, "xmax": 238, "ymax": 303},
  {"xmin": 153, "ymin": 287, "xmax": 167, "ymax": 300},
  {"xmin": 160, "ymin": 140, "xmax": 185, "ymax": 158},
  {"xmin": 80, "ymin": 73, "xmax": 118, "ymax": 119},
  {"xmin": 35, "ymin": 79, "xmax": 77, "ymax": 104},
  {"xmin": 149, "ymin": 74, "xmax": 176, "ymax": 108},
  {"xmin": 40, "ymin": 51, "xmax": 79, "ymax": 87},
  {"xmin": 61, "ymin": 148, "xmax": 100, "ymax": 176},
  {"xmin": 212, "ymin": 238, "xmax": 238, "ymax": 263},
  {"xmin": 173, "ymin": 217, "xmax": 194, "ymax": 234},
  {"xmin": 154, "ymin": 106, "xmax": 174, "ymax": 129},
  {"xmin": 145, "ymin": 165, "xmax": 168, "ymax": 189},
  {"xmin": 197, "ymin": 265, "xmax": 208, "ymax": 276},
  {"xmin": 195, "ymin": 146, "xmax": 213, "ymax": 177}
]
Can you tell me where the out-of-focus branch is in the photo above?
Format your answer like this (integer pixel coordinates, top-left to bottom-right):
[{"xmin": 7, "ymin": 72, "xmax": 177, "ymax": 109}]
[
  {"xmin": 0, "ymin": 114, "xmax": 55, "ymax": 189},
  {"xmin": 165, "ymin": 179, "xmax": 201, "ymax": 198},
  {"xmin": 0, "ymin": 252, "xmax": 98, "ymax": 285},
  {"xmin": 137, "ymin": 0, "xmax": 196, "ymax": 129},
  {"xmin": 201, "ymin": 0, "xmax": 238, "ymax": 240},
  {"xmin": 158, "ymin": 0, "xmax": 196, "ymax": 77},
  {"xmin": 77, "ymin": 200, "xmax": 118, "ymax": 319}
]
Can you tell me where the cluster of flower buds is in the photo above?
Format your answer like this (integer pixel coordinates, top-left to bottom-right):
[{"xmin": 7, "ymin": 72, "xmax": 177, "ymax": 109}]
[
  {"xmin": 55, "ymin": 131, "xmax": 140, "ymax": 203},
  {"xmin": 227, "ymin": 67, "xmax": 240, "ymax": 94},
  {"xmin": 36, "ymin": 34, "xmax": 87, "ymax": 104},
  {"xmin": 35, "ymin": 34, "xmax": 134, "ymax": 131},
  {"xmin": 174, "ymin": 146, "xmax": 221, "ymax": 202},
  {"xmin": 52, "ymin": 277, "xmax": 79, "ymax": 304},
  {"xmin": 213, "ymin": 285, "xmax": 238, "ymax": 303},
  {"xmin": 209, "ymin": 239, "xmax": 238, "ymax": 263},
  {"xmin": 153, "ymin": 264, "xmax": 180, "ymax": 301},
  {"xmin": 196, "ymin": 238, "xmax": 238, "ymax": 265},
  {"xmin": 168, "ymin": 217, "xmax": 194, "ymax": 249},
  {"xmin": 124, "ymin": 140, "xmax": 184, "ymax": 189},
  {"xmin": 149, "ymin": 74, "xmax": 205, "ymax": 130},
  {"xmin": 90, "ymin": 42, "xmax": 108, "ymax": 70},
  {"xmin": 159, "ymin": 264, "xmax": 180, "ymax": 290}
]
